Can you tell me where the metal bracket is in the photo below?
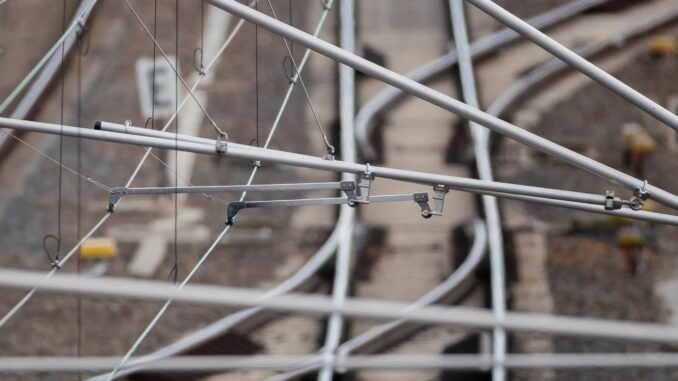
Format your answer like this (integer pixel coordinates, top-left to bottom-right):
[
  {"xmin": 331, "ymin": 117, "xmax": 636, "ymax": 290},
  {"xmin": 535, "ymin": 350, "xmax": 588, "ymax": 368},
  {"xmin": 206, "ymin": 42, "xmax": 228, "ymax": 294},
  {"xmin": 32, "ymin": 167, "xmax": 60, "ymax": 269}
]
[
  {"xmin": 604, "ymin": 190, "xmax": 623, "ymax": 210},
  {"xmin": 215, "ymin": 133, "xmax": 228, "ymax": 154},
  {"xmin": 340, "ymin": 181, "xmax": 360, "ymax": 206},
  {"xmin": 226, "ymin": 192, "xmax": 432, "ymax": 223},
  {"xmin": 107, "ymin": 187, "xmax": 129, "ymax": 212},
  {"xmin": 226, "ymin": 202, "xmax": 246, "ymax": 225},
  {"xmin": 355, "ymin": 164, "xmax": 375, "ymax": 204},
  {"xmin": 627, "ymin": 180, "xmax": 649, "ymax": 211},
  {"xmin": 430, "ymin": 184, "xmax": 449, "ymax": 216},
  {"xmin": 414, "ymin": 192, "xmax": 433, "ymax": 218}
]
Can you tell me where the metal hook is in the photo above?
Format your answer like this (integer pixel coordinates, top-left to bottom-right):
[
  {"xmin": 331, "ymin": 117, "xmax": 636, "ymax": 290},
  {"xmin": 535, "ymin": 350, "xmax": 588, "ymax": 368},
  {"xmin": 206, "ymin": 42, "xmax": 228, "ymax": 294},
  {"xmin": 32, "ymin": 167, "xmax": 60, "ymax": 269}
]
[
  {"xmin": 144, "ymin": 117, "xmax": 154, "ymax": 130},
  {"xmin": 193, "ymin": 47, "xmax": 206, "ymax": 76},
  {"xmin": 282, "ymin": 55, "xmax": 297, "ymax": 83},
  {"xmin": 42, "ymin": 234, "xmax": 61, "ymax": 269},
  {"xmin": 76, "ymin": 21, "xmax": 90, "ymax": 56}
]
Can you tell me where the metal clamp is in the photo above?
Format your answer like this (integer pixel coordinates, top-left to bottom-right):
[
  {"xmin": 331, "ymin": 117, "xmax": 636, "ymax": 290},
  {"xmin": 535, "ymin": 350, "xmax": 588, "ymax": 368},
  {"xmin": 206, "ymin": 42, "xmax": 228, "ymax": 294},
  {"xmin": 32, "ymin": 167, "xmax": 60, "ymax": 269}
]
[
  {"xmin": 215, "ymin": 132, "xmax": 228, "ymax": 154},
  {"xmin": 226, "ymin": 202, "xmax": 246, "ymax": 225},
  {"xmin": 340, "ymin": 181, "xmax": 360, "ymax": 206},
  {"xmin": 627, "ymin": 180, "xmax": 649, "ymax": 211},
  {"xmin": 107, "ymin": 187, "xmax": 129, "ymax": 212},
  {"xmin": 414, "ymin": 192, "xmax": 433, "ymax": 218},
  {"xmin": 430, "ymin": 184, "xmax": 449, "ymax": 216},
  {"xmin": 604, "ymin": 190, "xmax": 623, "ymax": 210},
  {"xmin": 355, "ymin": 164, "xmax": 375, "ymax": 204}
]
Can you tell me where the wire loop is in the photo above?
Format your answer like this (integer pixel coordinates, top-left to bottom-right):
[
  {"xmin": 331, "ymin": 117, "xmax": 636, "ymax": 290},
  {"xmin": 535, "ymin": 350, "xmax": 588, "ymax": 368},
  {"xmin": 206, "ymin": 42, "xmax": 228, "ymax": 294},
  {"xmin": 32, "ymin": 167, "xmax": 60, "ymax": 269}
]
[
  {"xmin": 193, "ymin": 47, "xmax": 206, "ymax": 75},
  {"xmin": 43, "ymin": 234, "xmax": 62, "ymax": 269}
]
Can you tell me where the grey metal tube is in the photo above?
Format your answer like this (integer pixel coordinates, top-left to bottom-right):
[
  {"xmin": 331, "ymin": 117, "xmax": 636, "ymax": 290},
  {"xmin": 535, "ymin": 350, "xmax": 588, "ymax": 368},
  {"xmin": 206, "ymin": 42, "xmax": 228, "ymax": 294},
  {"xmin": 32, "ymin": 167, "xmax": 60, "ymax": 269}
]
[
  {"xmin": 467, "ymin": 0, "xmax": 678, "ymax": 134},
  {"xmin": 4, "ymin": 269, "xmax": 678, "ymax": 343},
  {"xmin": 8, "ymin": 353, "xmax": 678, "ymax": 372},
  {"xmin": 204, "ymin": 0, "xmax": 678, "ymax": 212},
  {"xmin": 355, "ymin": 0, "xmax": 604, "ymax": 159},
  {"xmin": 5, "ymin": 117, "xmax": 677, "ymax": 222}
]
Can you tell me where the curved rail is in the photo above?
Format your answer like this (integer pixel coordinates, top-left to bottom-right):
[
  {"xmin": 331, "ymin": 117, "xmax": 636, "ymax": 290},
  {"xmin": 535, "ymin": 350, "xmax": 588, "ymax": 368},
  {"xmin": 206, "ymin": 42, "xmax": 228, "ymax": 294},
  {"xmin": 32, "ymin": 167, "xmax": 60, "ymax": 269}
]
[
  {"xmin": 354, "ymin": 0, "xmax": 604, "ymax": 160},
  {"xmin": 263, "ymin": 219, "xmax": 487, "ymax": 381}
]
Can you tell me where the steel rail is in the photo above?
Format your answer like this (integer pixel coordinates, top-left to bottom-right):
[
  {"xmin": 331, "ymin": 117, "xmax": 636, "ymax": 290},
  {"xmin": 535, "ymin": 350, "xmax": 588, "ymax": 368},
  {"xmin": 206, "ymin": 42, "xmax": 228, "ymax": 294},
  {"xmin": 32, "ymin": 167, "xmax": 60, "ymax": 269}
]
[
  {"xmin": 355, "ymin": 0, "xmax": 604, "ymax": 159},
  {"xmin": 270, "ymin": 220, "xmax": 488, "ymax": 381},
  {"xmin": 450, "ymin": 2, "xmax": 506, "ymax": 380},
  {"xmin": 204, "ymin": 0, "xmax": 678, "ymax": 213},
  {"xmin": 8, "ymin": 353, "xmax": 678, "ymax": 372},
  {"xmin": 467, "ymin": 0, "xmax": 678, "ymax": 134},
  {"xmin": 337, "ymin": 219, "xmax": 487, "ymax": 354},
  {"xmin": 4, "ymin": 269, "xmax": 678, "ymax": 343},
  {"xmin": 5, "ymin": 118, "xmax": 678, "ymax": 226},
  {"xmin": 318, "ymin": 1, "xmax": 356, "ymax": 380}
]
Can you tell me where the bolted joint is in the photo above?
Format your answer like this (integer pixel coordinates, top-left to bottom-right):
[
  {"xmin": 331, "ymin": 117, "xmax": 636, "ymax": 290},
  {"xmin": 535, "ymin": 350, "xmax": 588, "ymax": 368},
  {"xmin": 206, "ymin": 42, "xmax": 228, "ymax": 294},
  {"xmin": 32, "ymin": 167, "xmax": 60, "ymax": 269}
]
[
  {"xmin": 604, "ymin": 191, "xmax": 623, "ymax": 210},
  {"xmin": 226, "ymin": 202, "xmax": 246, "ymax": 225},
  {"xmin": 107, "ymin": 188, "xmax": 128, "ymax": 212},
  {"xmin": 340, "ymin": 181, "xmax": 359, "ymax": 205},
  {"xmin": 431, "ymin": 184, "xmax": 450, "ymax": 216},
  {"xmin": 215, "ymin": 133, "xmax": 228, "ymax": 154},
  {"xmin": 414, "ymin": 192, "xmax": 433, "ymax": 218},
  {"xmin": 627, "ymin": 180, "xmax": 650, "ymax": 211}
]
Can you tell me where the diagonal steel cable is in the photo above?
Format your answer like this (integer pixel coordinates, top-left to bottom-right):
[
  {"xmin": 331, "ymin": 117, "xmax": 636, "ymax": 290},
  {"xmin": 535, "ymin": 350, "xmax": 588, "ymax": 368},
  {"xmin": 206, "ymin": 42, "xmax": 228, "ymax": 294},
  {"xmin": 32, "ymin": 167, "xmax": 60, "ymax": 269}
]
[
  {"xmin": 0, "ymin": 3, "xmax": 250, "ymax": 330},
  {"xmin": 102, "ymin": 1, "xmax": 337, "ymax": 379}
]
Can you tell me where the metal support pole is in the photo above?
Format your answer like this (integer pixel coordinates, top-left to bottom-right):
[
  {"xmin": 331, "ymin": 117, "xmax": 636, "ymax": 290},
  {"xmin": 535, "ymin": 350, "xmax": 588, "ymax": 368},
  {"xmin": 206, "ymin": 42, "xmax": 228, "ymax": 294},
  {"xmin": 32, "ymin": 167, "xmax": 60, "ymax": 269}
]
[{"xmin": 204, "ymin": 0, "xmax": 678, "ymax": 211}]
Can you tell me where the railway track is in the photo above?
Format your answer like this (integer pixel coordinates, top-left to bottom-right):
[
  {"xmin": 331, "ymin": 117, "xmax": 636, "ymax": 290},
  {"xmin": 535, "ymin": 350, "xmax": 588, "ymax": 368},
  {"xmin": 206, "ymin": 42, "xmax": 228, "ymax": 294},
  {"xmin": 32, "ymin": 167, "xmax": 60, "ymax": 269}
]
[{"xmin": 2, "ymin": 1, "xmax": 677, "ymax": 381}]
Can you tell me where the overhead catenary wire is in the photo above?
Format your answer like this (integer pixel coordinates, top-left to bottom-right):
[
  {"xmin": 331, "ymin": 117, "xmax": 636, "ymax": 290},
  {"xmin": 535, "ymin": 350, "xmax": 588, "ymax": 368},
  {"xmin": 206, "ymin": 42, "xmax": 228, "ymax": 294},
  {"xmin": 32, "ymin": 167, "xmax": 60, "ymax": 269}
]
[
  {"xmin": 263, "ymin": 0, "xmax": 335, "ymax": 157},
  {"xmin": 101, "ymin": 2, "xmax": 339, "ymax": 379},
  {"xmin": 6, "ymin": 117, "xmax": 678, "ymax": 227},
  {"xmin": 0, "ymin": 4, "xmax": 250, "ymax": 331},
  {"xmin": 204, "ymin": 0, "xmax": 678, "ymax": 212},
  {"xmin": 120, "ymin": 0, "xmax": 227, "ymax": 139},
  {"xmin": 353, "ymin": 0, "xmax": 603, "ymax": 160},
  {"xmin": 85, "ymin": 4, "xmax": 341, "ymax": 379},
  {"xmin": 466, "ymin": 0, "xmax": 678, "ymax": 135}
]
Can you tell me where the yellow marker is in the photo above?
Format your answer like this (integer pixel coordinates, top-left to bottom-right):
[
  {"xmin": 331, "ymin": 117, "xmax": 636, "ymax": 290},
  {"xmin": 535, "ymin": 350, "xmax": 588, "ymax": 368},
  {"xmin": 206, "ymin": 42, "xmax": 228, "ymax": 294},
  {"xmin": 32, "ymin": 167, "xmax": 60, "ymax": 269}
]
[
  {"xmin": 648, "ymin": 36, "xmax": 677, "ymax": 56},
  {"xmin": 80, "ymin": 238, "xmax": 118, "ymax": 260}
]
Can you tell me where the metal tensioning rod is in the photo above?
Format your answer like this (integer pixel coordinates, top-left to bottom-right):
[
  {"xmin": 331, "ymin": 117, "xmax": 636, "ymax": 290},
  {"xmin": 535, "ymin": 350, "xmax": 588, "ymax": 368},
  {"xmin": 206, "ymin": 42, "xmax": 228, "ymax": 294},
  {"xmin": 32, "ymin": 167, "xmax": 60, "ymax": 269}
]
[
  {"xmin": 203, "ymin": 0, "xmax": 678, "ymax": 211},
  {"xmin": 3, "ymin": 117, "xmax": 678, "ymax": 226}
]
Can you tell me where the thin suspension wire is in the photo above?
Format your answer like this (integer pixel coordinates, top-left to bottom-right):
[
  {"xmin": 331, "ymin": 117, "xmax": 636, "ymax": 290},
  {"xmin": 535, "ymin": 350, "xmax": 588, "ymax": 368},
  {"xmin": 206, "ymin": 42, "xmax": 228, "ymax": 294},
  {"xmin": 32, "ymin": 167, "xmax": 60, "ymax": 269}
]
[
  {"xmin": 56, "ymin": 0, "xmax": 67, "ymax": 263},
  {"xmin": 76, "ymin": 14, "xmax": 85, "ymax": 381},
  {"xmin": 150, "ymin": 0, "xmax": 157, "ymax": 129},
  {"xmin": 264, "ymin": 0, "xmax": 334, "ymax": 156},
  {"xmin": 0, "ymin": 0, "xmax": 98, "ymax": 115},
  {"xmin": 172, "ymin": 0, "xmax": 180, "ymax": 284},
  {"xmin": 0, "ymin": 3, "xmax": 252, "ymax": 331},
  {"xmin": 103, "ymin": 2, "xmax": 340, "ymax": 379},
  {"xmin": 255, "ymin": 1, "xmax": 259, "ymax": 147},
  {"xmin": 121, "ymin": 0, "xmax": 227, "ymax": 138}
]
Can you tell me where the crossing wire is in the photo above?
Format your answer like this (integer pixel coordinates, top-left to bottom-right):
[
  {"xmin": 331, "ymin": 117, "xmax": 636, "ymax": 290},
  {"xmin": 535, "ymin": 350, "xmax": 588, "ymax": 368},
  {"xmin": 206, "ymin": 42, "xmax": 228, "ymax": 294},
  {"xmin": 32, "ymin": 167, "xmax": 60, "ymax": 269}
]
[
  {"xmin": 0, "ymin": 0, "xmax": 252, "ymax": 331},
  {"xmin": 101, "ymin": 2, "xmax": 340, "ymax": 379}
]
